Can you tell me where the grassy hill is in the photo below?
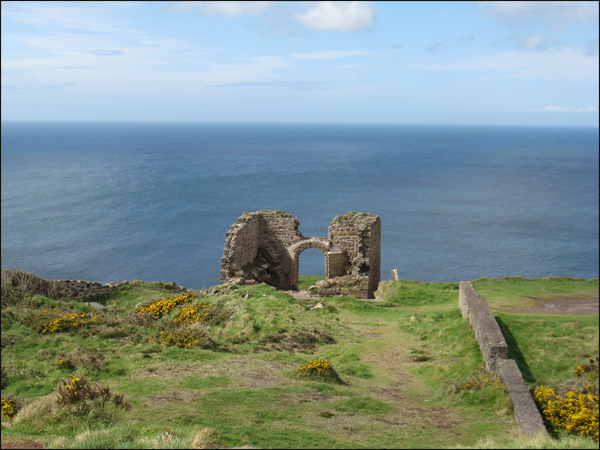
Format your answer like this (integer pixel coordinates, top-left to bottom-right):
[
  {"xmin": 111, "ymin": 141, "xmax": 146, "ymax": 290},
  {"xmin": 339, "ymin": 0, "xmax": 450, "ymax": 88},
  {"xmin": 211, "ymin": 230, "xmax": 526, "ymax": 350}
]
[{"xmin": 1, "ymin": 272, "xmax": 598, "ymax": 449}]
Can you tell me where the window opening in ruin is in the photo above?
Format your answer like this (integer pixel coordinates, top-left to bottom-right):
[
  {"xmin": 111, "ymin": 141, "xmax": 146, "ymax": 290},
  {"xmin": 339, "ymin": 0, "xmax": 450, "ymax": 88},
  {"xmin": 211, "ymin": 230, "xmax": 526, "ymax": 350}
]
[{"xmin": 298, "ymin": 247, "xmax": 326, "ymax": 280}]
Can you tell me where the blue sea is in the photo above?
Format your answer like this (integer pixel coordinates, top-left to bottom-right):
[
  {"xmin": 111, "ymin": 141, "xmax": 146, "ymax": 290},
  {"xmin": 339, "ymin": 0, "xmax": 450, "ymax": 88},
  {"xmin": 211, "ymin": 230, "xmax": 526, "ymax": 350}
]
[{"xmin": 1, "ymin": 122, "xmax": 598, "ymax": 290}]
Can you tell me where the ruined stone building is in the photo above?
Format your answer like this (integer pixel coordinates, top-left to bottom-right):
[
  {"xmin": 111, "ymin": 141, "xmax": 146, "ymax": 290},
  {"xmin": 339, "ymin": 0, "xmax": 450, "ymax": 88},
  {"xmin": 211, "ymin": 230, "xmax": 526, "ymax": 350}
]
[{"xmin": 220, "ymin": 210, "xmax": 381, "ymax": 299}]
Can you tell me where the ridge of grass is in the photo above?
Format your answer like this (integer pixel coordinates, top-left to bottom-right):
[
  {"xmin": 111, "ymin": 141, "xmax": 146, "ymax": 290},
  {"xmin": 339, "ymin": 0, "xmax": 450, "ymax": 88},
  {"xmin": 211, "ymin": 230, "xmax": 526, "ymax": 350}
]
[{"xmin": 1, "ymin": 273, "xmax": 597, "ymax": 448}]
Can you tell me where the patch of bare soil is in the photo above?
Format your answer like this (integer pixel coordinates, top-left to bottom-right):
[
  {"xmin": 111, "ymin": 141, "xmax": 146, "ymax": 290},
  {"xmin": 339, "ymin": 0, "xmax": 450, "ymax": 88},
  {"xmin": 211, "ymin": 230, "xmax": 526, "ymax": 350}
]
[
  {"xmin": 504, "ymin": 295, "xmax": 599, "ymax": 315},
  {"xmin": 0, "ymin": 440, "xmax": 45, "ymax": 449}
]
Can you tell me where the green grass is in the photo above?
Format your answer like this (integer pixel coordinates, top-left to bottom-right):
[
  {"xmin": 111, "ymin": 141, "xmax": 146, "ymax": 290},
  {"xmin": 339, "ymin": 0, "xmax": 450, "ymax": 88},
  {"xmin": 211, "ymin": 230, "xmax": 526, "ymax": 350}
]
[
  {"xmin": 472, "ymin": 277, "xmax": 598, "ymax": 310},
  {"xmin": 298, "ymin": 275, "xmax": 324, "ymax": 290},
  {"xmin": 1, "ymin": 274, "xmax": 598, "ymax": 448},
  {"xmin": 493, "ymin": 313, "xmax": 598, "ymax": 385},
  {"xmin": 377, "ymin": 280, "xmax": 460, "ymax": 308}
]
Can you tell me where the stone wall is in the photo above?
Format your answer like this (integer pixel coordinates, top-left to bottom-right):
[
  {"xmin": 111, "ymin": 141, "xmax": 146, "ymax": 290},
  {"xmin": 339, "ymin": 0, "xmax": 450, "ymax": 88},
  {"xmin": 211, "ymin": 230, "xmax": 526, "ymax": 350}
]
[
  {"xmin": 258, "ymin": 211, "xmax": 304, "ymax": 284},
  {"xmin": 459, "ymin": 281, "xmax": 547, "ymax": 437},
  {"xmin": 220, "ymin": 210, "xmax": 381, "ymax": 299},
  {"xmin": 459, "ymin": 281, "xmax": 508, "ymax": 370},
  {"xmin": 220, "ymin": 210, "xmax": 304, "ymax": 286},
  {"xmin": 2, "ymin": 269, "xmax": 115, "ymax": 301},
  {"xmin": 2, "ymin": 269, "xmax": 187, "ymax": 302},
  {"xmin": 55, "ymin": 279, "xmax": 114, "ymax": 300},
  {"xmin": 222, "ymin": 212, "xmax": 261, "ymax": 273},
  {"xmin": 328, "ymin": 212, "xmax": 381, "ymax": 298}
]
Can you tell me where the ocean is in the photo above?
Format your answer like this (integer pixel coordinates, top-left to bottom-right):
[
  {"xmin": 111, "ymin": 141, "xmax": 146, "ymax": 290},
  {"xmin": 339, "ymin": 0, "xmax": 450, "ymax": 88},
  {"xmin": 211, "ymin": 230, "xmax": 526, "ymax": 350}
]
[{"xmin": 1, "ymin": 122, "xmax": 598, "ymax": 290}]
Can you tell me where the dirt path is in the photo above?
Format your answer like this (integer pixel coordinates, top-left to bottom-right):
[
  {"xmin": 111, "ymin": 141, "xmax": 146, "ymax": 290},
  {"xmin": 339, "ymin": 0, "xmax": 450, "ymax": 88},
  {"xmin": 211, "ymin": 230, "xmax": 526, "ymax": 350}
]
[{"xmin": 0, "ymin": 440, "xmax": 45, "ymax": 449}]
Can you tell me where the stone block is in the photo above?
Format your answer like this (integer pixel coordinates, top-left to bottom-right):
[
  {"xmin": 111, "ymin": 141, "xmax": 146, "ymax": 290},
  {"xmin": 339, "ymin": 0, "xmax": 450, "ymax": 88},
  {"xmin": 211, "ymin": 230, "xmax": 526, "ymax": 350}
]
[{"xmin": 497, "ymin": 359, "xmax": 547, "ymax": 437}]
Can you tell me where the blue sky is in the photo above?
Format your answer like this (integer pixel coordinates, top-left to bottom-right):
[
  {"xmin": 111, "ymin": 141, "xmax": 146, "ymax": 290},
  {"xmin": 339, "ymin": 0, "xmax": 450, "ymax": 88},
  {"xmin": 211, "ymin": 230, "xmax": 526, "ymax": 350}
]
[{"xmin": 1, "ymin": 1, "xmax": 598, "ymax": 126}]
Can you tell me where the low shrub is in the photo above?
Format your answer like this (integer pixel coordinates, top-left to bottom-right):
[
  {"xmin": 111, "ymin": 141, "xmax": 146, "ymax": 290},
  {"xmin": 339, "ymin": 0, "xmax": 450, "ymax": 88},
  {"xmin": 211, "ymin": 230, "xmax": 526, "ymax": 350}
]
[
  {"xmin": 574, "ymin": 356, "xmax": 599, "ymax": 382},
  {"xmin": 22, "ymin": 308, "xmax": 99, "ymax": 334},
  {"xmin": 54, "ymin": 347, "xmax": 105, "ymax": 372},
  {"xmin": 55, "ymin": 374, "xmax": 131, "ymax": 415},
  {"xmin": 1, "ymin": 365, "xmax": 8, "ymax": 389},
  {"xmin": 296, "ymin": 359, "xmax": 343, "ymax": 383},
  {"xmin": 174, "ymin": 303, "xmax": 210, "ymax": 325},
  {"xmin": 136, "ymin": 293, "xmax": 196, "ymax": 318},
  {"xmin": 260, "ymin": 327, "xmax": 336, "ymax": 351},
  {"xmin": 151, "ymin": 323, "xmax": 216, "ymax": 349},
  {"xmin": 55, "ymin": 359, "xmax": 77, "ymax": 370},
  {"xmin": 1, "ymin": 333, "xmax": 16, "ymax": 348},
  {"xmin": 533, "ymin": 357, "xmax": 599, "ymax": 442},
  {"xmin": 446, "ymin": 373, "xmax": 501, "ymax": 393},
  {"xmin": 1, "ymin": 394, "xmax": 20, "ymax": 419}
]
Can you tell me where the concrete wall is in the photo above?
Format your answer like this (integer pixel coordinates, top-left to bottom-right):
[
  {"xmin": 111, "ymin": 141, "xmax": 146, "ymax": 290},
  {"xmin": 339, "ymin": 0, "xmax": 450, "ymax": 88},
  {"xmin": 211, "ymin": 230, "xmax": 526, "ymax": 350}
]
[{"xmin": 459, "ymin": 281, "xmax": 547, "ymax": 437}]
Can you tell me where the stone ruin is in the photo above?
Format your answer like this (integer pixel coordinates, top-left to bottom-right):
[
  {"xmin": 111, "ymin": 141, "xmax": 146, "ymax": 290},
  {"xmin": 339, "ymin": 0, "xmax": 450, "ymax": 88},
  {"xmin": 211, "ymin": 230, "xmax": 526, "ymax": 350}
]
[{"xmin": 220, "ymin": 210, "xmax": 381, "ymax": 299}]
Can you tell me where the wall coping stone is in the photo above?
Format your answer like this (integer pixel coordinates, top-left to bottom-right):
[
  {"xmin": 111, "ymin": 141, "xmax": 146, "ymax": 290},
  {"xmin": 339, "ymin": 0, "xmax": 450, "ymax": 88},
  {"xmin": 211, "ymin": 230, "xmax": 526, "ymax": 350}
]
[{"xmin": 496, "ymin": 359, "xmax": 548, "ymax": 437}]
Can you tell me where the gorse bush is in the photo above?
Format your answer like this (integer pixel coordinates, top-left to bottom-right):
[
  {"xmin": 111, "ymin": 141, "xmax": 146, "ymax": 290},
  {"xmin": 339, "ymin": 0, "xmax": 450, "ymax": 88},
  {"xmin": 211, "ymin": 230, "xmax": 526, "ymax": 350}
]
[
  {"xmin": 137, "ymin": 293, "xmax": 196, "ymax": 318},
  {"xmin": 296, "ymin": 359, "xmax": 342, "ymax": 383},
  {"xmin": 174, "ymin": 301, "xmax": 233, "ymax": 327},
  {"xmin": 1, "ymin": 394, "xmax": 19, "ymax": 419},
  {"xmin": 54, "ymin": 346, "xmax": 105, "ymax": 372},
  {"xmin": 574, "ymin": 356, "xmax": 599, "ymax": 382},
  {"xmin": 54, "ymin": 358, "xmax": 77, "ymax": 370},
  {"xmin": 22, "ymin": 308, "xmax": 99, "ymax": 334},
  {"xmin": 534, "ymin": 387, "xmax": 599, "ymax": 441},
  {"xmin": 446, "ymin": 373, "xmax": 501, "ymax": 394},
  {"xmin": 297, "ymin": 358, "xmax": 333, "ymax": 375},
  {"xmin": 174, "ymin": 303, "xmax": 210, "ymax": 325},
  {"xmin": 533, "ymin": 357, "xmax": 599, "ymax": 442},
  {"xmin": 55, "ymin": 374, "xmax": 131, "ymax": 412},
  {"xmin": 151, "ymin": 322, "xmax": 216, "ymax": 349}
]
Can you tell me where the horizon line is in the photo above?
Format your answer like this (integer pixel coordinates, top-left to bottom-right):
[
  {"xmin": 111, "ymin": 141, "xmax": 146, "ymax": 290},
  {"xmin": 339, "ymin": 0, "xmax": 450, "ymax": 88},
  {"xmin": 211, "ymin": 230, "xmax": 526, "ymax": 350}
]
[{"xmin": 1, "ymin": 119, "xmax": 598, "ymax": 129}]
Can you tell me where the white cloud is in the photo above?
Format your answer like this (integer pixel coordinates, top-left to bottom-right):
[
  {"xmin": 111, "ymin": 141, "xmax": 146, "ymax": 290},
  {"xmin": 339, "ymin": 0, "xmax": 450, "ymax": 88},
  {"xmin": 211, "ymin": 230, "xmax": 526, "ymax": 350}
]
[
  {"xmin": 291, "ymin": 50, "xmax": 371, "ymax": 60},
  {"xmin": 418, "ymin": 47, "xmax": 599, "ymax": 81},
  {"xmin": 534, "ymin": 105, "xmax": 599, "ymax": 112},
  {"xmin": 0, "ymin": 1, "xmax": 137, "ymax": 33},
  {"xmin": 209, "ymin": 80, "xmax": 331, "ymax": 90},
  {"xmin": 169, "ymin": 1, "xmax": 272, "ymax": 18},
  {"xmin": 510, "ymin": 33, "xmax": 556, "ymax": 51},
  {"xmin": 295, "ymin": 1, "xmax": 378, "ymax": 32},
  {"xmin": 478, "ymin": 1, "xmax": 599, "ymax": 28}
]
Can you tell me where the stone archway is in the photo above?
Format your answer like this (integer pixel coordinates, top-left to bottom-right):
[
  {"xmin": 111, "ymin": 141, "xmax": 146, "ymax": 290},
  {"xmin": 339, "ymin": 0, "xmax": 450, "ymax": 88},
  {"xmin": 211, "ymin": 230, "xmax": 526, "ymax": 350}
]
[{"xmin": 287, "ymin": 238, "xmax": 346, "ymax": 288}]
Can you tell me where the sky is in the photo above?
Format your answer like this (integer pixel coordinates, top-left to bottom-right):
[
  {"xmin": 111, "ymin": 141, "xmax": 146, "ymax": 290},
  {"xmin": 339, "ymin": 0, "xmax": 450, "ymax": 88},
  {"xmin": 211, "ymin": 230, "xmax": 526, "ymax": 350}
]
[{"xmin": 1, "ymin": 1, "xmax": 599, "ymax": 126}]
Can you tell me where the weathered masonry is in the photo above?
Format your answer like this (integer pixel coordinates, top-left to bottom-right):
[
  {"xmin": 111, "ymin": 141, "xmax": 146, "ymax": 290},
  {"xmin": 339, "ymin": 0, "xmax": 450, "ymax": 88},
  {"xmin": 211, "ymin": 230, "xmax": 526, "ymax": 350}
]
[
  {"xmin": 459, "ymin": 281, "xmax": 547, "ymax": 437},
  {"xmin": 220, "ymin": 210, "xmax": 381, "ymax": 299}
]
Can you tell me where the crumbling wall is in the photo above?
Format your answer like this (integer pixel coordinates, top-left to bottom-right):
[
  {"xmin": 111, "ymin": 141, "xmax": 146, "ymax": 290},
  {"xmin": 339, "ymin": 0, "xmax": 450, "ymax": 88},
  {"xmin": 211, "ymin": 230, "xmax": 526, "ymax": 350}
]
[
  {"xmin": 222, "ymin": 213, "xmax": 261, "ymax": 274},
  {"xmin": 1, "ymin": 269, "xmax": 116, "ymax": 301},
  {"xmin": 220, "ymin": 210, "xmax": 381, "ymax": 299},
  {"xmin": 328, "ymin": 212, "xmax": 381, "ymax": 298},
  {"xmin": 220, "ymin": 210, "xmax": 304, "ymax": 286},
  {"xmin": 257, "ymin": 210, "xmax": 304, "ymax": 283}
]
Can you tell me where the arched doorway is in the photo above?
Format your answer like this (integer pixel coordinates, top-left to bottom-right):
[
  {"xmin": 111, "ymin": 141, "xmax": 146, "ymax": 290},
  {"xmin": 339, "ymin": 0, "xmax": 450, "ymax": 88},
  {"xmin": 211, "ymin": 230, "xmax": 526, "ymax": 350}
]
[
  {"xmin": 297, "ymin": 247, "xmax": 327, "ymax": 289},
  {"xmin": 288, "ymin": 238, "xmax": 331, "ymax": 289}
]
